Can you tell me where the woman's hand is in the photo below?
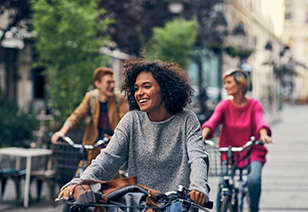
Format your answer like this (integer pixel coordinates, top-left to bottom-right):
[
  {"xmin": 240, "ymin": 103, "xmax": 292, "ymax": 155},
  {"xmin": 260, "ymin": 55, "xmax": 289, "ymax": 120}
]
[
  {"xmin": 260, "ymin": 134, "xmax": 272, "ymax": 144},
  {"xmin": 57, "ymin": 184, "xmax": 91, "ymax": 201},
  {"xmin": 189, "ymin": 189, "xmax": 207, "ymax": 206},
  {"xmin": 202, "ymin": 127, "xmax": 211, "ymax": 141},
  {"xmin": 260, "ymin": 128, "xmax": 272, "ymax": 144}
]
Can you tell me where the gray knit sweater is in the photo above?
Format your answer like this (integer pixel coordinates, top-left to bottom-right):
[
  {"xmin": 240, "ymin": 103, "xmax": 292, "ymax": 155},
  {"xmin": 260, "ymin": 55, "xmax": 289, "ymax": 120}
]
[{"xmin": 70, "ymin": 109, "xmax": 210, "ymax": 195}]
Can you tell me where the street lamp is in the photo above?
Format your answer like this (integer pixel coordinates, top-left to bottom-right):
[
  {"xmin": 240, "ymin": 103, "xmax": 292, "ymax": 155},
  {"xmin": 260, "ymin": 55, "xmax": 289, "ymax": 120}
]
[{"xmin": 168, "ymin": 1, "xmax": 184, "ymax": 14}]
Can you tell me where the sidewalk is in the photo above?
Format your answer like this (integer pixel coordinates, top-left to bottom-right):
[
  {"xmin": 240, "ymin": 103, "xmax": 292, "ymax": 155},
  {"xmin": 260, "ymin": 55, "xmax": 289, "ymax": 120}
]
[
  {"xmin": 1, "ymin": 103, "xmax": 307, "ymax": 211},
  {"xmin": 259, "ymin": 103, "xmax": 308, "ymax": 211},
  {"xmin": 0, "ymin": 182, "xmax": 62, "ymax": 212}
]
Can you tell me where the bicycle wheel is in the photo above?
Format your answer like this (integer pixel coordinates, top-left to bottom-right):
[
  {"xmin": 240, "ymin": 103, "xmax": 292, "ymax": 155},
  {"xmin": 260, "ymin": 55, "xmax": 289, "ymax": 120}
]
[
  {"xmin": 238, "ymin": 189, "xmax": 249, "ymax": 212},
  {"xmin": 243, "ymin": 191, "xmax": 250, "ymax": 212},
  {"xmin": 221, "ymin": 196, "xmax": 233, "ymax": 212}
]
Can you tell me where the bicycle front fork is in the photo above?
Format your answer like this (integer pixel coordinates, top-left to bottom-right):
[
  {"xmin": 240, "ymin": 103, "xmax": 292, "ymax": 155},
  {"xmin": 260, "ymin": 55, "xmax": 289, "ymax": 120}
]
[
  {"xmin": 218, "ymin": 183, "xmax": 238, "ymax": 212},
  {"xmin": 237, "ymin": 179, "xmax": 248, "ymax": 212}
]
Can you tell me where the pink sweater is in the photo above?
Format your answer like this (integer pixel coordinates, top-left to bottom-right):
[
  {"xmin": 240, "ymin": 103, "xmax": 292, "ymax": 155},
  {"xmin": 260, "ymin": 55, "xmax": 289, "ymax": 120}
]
[{"xmin": 202, "ymin": 98, "xmax": 271, "ymax": 165}]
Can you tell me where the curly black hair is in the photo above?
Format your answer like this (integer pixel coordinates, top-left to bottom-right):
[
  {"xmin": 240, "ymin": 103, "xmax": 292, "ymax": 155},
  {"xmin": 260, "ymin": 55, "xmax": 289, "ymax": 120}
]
[{"xmin": 122, "ymin": 58, "xmax": 194, "ymax": 115}]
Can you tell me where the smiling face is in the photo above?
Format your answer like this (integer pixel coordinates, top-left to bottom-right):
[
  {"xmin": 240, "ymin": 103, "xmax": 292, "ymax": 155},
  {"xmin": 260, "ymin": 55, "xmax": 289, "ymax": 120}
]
[
  {"xmin": 95, "ymin": 73, "xmax": 115, "ymax": 99},
  {"xmin": 223, "ymin": 75, "xmax": 242, "ymax": 97},
  {"xmin": 134, "ymin": 71, "xmax": 168, "ymax": 120}
]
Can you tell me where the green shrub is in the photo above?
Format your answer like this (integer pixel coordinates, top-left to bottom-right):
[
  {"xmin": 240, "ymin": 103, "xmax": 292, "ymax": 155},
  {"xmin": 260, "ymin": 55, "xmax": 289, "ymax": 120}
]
[{"xmin": 0, "ymin": 97, "xmax": 39, "ymax": 148}]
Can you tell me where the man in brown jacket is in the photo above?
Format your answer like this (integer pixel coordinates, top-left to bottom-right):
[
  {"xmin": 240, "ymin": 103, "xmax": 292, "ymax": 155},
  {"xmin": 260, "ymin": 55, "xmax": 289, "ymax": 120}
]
[{"xmin": 51, "ymin": 67, "xmax": 129, "ymax": 163}]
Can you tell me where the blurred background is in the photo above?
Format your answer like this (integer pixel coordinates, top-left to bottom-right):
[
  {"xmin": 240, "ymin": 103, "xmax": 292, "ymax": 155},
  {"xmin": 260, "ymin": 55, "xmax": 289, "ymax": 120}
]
[{"xmin": 0, "ymin": 0, "xmax": 307, "ymax": 147}]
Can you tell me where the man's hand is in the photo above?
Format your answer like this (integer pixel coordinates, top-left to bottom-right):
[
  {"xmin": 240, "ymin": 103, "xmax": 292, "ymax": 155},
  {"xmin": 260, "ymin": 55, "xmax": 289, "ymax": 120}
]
[
  {"xmin": 103, "ymin": 133, "xmax": 112, "ymax": 140},
  {"xmin": 51, "ymin": 131, "xmax": 64, "ymax": 144},
  {"xmin": 189, "ymin": 190, "xmax": 207, "ymax": 206}
]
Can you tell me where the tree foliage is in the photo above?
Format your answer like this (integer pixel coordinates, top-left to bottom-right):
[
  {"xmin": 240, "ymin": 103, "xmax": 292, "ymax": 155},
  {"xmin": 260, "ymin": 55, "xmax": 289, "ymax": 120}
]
[
  {"xmin": 31, "ymin": 0, "xmax": 112, "ymax": 123},
  {"xmin": 97, "ymin": 0, "xmax": 225, "ymax": 56},
  {"xmin": 0, "ymin": 96, "xmax": 39, "ymax": 147},
  {"xmin": 224, "ymin": 45, "xmax": 253, "ymax": 59},
  {"xmin": 145, "ymin": 18, "xmax": 199, "ymax": 69},
  {"xmin": 98, "ymin": 0, "xmax": 175, "ymax": 56}
]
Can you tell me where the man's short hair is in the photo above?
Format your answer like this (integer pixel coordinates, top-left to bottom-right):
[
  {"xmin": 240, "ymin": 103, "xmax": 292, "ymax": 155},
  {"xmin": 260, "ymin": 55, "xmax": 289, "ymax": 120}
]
[{"xmin": 93, "ymin": 67, "xmax": 113, "ymax": 83}]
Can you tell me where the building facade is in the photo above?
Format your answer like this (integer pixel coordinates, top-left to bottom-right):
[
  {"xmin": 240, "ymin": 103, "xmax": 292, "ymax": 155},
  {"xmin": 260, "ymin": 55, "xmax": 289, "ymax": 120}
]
[
  {"xmin": 282, "ymin": 0, "xmax": 308, "ymax": 103},
  {"xmin": 222, "ymin": 0, "xmax": 286, "ymax": 122},
  {"xmin": 0, "ymin": 10, "xmax": 45, "ymax": 112}
]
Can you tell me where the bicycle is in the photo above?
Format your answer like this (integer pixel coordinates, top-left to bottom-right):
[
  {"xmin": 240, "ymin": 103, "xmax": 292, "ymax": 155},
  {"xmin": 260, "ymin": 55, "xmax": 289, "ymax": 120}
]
[
  {"xmin": 52, "ymin": 136, "xmax": 110, "ymax": 212},
  {"xmin": 204, "ymin": 137, "xmax": 264, "ymax": 212},
  {"xmin": 56, "ymin": 183, "xmax": 214, "ymax": 212}
]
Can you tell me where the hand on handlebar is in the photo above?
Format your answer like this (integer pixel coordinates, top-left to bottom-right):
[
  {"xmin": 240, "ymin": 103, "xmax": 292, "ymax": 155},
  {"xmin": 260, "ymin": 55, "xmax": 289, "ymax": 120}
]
[
  {"xmin": 57, "ymin": 184, "xmax": 91, "ymax": 201},
  {"xmin": 51, "ymin": 131, "xmax": 65, "ymax": 144},
  {"xmin": 202, "ymin": 127, "xmax": 211, "ymax": 141},
  {"xmin": 103, "ymin": 133, "xmax": 112, "ymax": 140},
  {"xmin": 260, "ymin": 128, "xmax": 272, "ymax": 144},
  {"xmin": 260, "ymin": 134, "xmax": 272, "ymax": 144},
  {"xmin": 189, "ymin": 189, "xmax": 207, "ymax": 206}
]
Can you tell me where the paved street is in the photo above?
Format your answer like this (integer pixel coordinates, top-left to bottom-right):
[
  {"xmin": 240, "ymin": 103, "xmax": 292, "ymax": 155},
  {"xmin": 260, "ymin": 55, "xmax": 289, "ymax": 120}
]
[
  {"xmin": 260, "ymin": 103, "xmax": 308, "ymax": 211},
  {"xmin": 0, "ymin": 103, "xmax": 307, "ymax": 211}
]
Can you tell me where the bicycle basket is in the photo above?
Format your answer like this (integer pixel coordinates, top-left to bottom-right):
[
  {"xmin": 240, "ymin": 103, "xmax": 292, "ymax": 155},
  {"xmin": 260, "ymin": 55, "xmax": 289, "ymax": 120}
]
[
  {"xmin": 206, "ymin": 145, "xmax": 223, "ymax": 177},
  {"xmin": 52, "ymin": 143, "xmax": 85, "ymax": 181}
]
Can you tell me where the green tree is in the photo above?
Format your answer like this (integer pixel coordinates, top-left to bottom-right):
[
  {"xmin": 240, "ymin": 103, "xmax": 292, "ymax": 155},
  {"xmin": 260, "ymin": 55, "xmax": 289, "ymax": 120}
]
[
  {"xmin": 145, "ymin": 18, "xmax": 199, "ymax": 69},
  {"xmin": 0, "ymin": 96, "xmax": 39, "ymax": 147},
  {"xmin": 31, "ymin": 0, "xmax": 112, "ymax": 123}
]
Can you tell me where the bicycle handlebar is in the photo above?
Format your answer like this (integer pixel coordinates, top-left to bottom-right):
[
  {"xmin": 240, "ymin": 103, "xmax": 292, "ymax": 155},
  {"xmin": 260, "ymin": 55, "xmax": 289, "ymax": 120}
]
[
  {"xmin": 57, "ymin": 136, "xmax": 110, "ymax": 150},
  {"xmin": 204, "ymin": 136, "xmax": 264, "ymax": 152},
  {"xmin": 166, "ymin": 185, "xmax": 214, "ymax": 210},
  {"xmin": 55, "ymin": 184, "xmax": 213, "ymax": 211}
]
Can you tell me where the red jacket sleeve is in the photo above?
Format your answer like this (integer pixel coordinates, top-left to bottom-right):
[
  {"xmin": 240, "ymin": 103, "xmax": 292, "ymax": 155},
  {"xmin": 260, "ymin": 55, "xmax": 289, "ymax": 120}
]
[{"xmin": 253, "ymin": 100, "xmax": 272, "ymax": 138}]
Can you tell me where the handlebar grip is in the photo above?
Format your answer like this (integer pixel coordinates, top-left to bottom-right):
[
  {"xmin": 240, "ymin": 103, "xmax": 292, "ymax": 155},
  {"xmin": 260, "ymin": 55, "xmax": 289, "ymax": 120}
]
[
  {"xmin": 255, "ymin": 140, "xmax": 264, "ymax": 145},
  {"xmin": 204, "ymin": 200, "xmax": 214, "ymax": 209},
  {"xmin": 57, "ymin": 136, "xmax": 65, "ymax": 143},
  {"xmin": 95, "ymin": 137, "xmax": 110, "ymax": 148}
]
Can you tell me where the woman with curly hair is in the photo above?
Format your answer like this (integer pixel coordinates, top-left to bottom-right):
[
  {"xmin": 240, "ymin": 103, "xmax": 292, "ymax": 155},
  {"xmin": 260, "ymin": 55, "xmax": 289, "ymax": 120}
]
[{"xmin": 57, "ymin": 59, "xmax": 211, "ymax": 211}]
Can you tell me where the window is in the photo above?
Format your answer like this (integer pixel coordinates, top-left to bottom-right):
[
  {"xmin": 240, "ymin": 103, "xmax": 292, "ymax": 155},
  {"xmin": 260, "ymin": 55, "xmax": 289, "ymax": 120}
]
[
  {"xmin": 305, "ymin": 12, "xmax": 308, "ymax": 23},
  {"xmin": 285, "ymin": 0, "xmax": 292, "ymax": 8},
  {"xmin": 32, "ymin": 67, "xmax": 45, "ymax": 99},
  {"xmin": 285, "ymin": 12, "xmax": 292, "ymax": 20}
]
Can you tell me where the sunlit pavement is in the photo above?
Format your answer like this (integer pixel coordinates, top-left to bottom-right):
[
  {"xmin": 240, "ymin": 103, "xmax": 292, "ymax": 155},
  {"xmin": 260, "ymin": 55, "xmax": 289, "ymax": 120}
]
[{"xmin": 259, "ymin": 104, "xmax": 308, "ymax": 211}]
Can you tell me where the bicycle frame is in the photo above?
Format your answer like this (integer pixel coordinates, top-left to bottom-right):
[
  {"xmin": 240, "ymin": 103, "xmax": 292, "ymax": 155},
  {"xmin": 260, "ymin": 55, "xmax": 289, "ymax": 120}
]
[{"xmin": 221, "ymin": 148, "xmax": 248, "ymax": 212}]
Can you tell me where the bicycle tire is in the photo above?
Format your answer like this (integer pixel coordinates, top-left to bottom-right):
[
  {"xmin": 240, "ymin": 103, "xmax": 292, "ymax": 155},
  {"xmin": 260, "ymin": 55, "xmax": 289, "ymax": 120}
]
[
  {"xmin": 221, "ymin": 196, "xmax": 233, "ymax": 212},
  {"xmin": 241, "ymin": 191, "xmax": 250, "ymax": 212},
  {"xmin": 238, "ymin": 188, "xmax": 249, "ymax": 212},
  {"xmin": 62, "ymin": 203, "xmax": 69, "ymax": 212}
]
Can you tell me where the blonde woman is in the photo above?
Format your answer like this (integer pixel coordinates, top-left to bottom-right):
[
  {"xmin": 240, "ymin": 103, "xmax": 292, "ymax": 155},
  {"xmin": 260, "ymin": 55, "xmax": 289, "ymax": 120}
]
[{"xmin": 202, "ymin": 69, "xmax": 271, "ymax": 212}]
